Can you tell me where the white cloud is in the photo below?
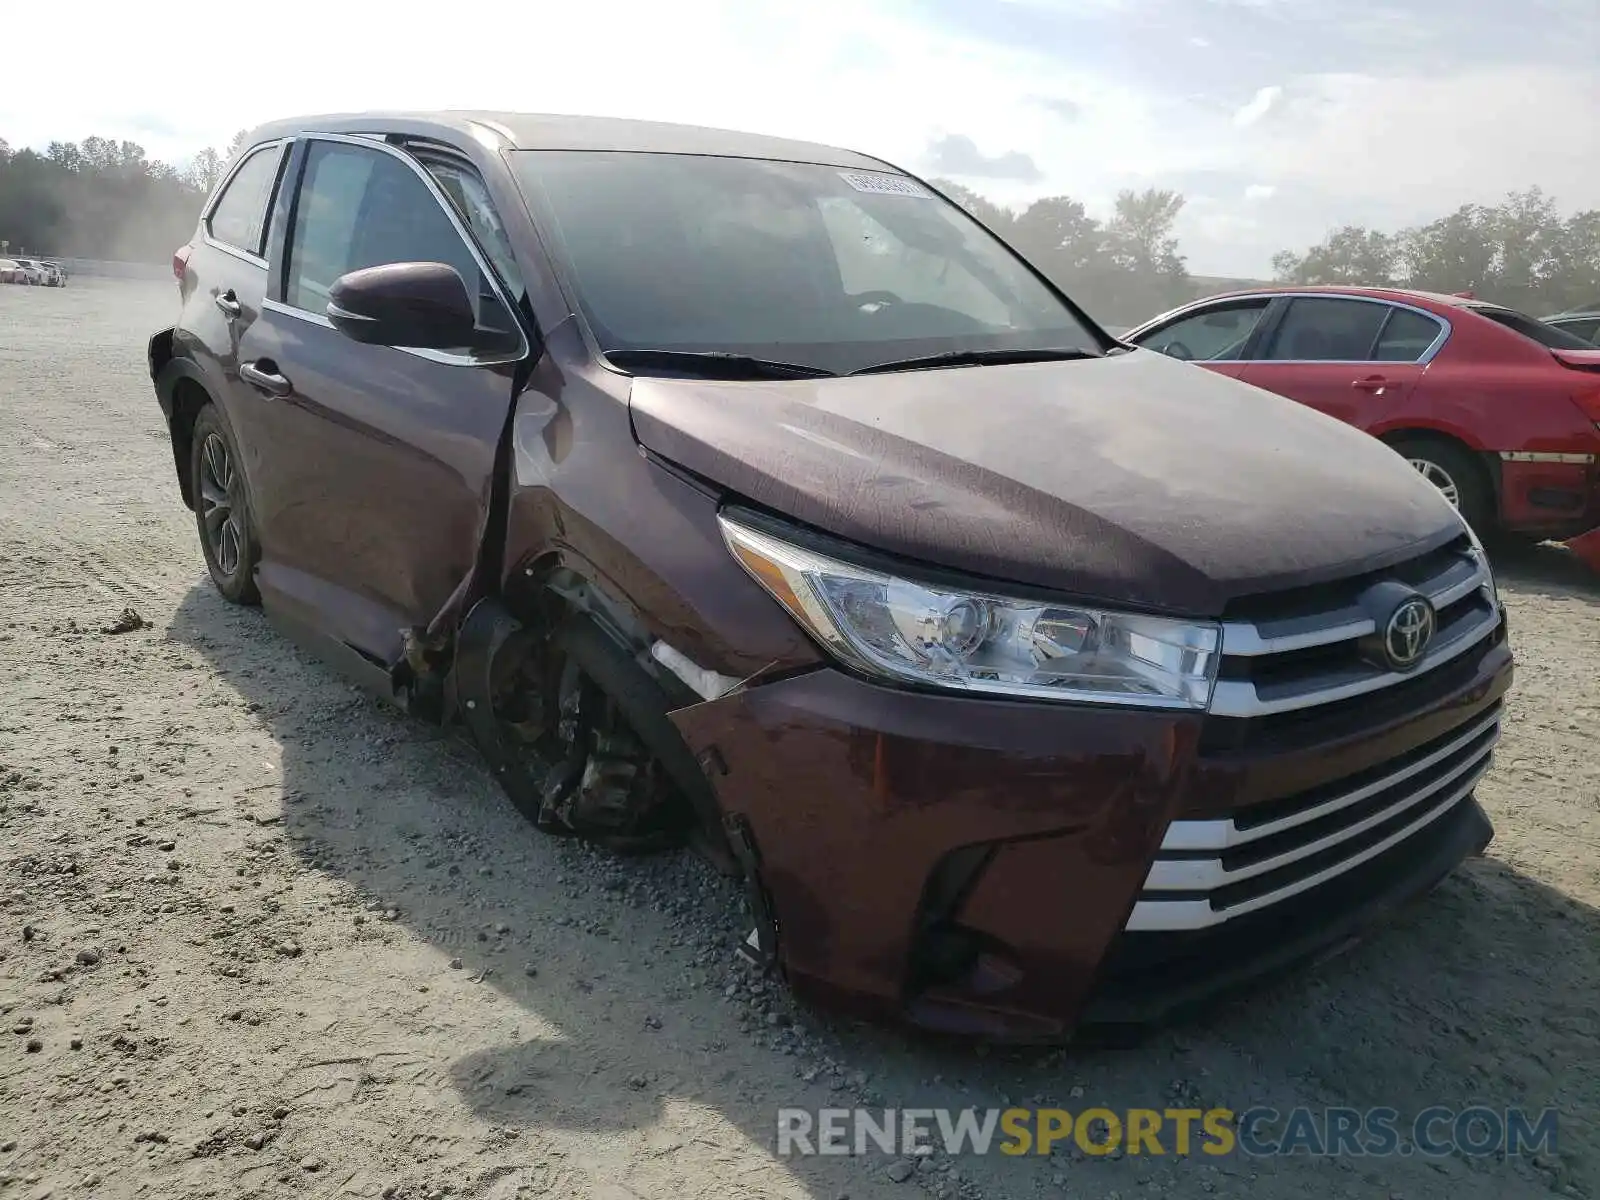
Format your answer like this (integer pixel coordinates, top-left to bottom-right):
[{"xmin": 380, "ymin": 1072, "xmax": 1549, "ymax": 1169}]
[
  {"xmin": 1232, "ymin": 85, "xmax": 1283, "ymax": 128},
  {"xmin": 1249, "ymin": 67, "xmax": 1600, "ymax": 212},
  {"xmin": 2, "ymin": 0, "xmax": 1597, "ymax": 278}
]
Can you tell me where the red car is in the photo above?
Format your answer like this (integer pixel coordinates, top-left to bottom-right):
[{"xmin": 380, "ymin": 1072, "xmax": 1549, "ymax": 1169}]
[{"xmin": 1125, "ymin": 286, "xmax": 1600, "ymax": 567}]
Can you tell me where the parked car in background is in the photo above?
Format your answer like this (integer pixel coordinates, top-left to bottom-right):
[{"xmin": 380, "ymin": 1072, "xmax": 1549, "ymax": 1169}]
[
  {"xmin": 18, "ymin": 259, "xmax": 63, "ymax": 287},
  {"xmin": 1543, "ymin": 308, "xmax": 1600, "ymax": 345},
  {"xmin": 9, "ymin": 259, "xmax": 45, "ymax": 285},
  {"xmin": 0, "ymin": 259, "xmax": 20, "ymax": 284},
  {"xmin": 42, "ymin": 261, "xmax": 67, "ymax": 286},
  {"xmin": 148, "ymin": 111, "xmax": 1511, "ymax": 1040},
  {"xmin": 1125, "ymin": 286, "xmax": 1600, "ymax": 562}
]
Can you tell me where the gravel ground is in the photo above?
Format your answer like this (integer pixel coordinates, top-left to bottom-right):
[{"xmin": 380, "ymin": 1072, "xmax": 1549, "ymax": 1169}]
[{"xmin": 0, "ymin": 279, "xmax": 1596, "ymax": 1200}]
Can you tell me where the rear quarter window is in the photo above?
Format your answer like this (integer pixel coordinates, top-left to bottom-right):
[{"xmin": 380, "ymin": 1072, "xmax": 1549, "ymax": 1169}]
[
  {"xmin": 1372, "ymin": 308, "xmax": 1444, "ymax": 361},
  {"xmin": 207, "ymin": 145, "xmax": 286, "ymax": 257}
]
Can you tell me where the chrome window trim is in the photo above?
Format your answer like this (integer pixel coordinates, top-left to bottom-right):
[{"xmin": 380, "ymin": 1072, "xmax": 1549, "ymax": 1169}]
[
  {"xmin": 1129, "ymin": 291, "xmax": 1453, "ymax": 367},
  {"xmin": 324, "ymin": 301, "xmax": 377, "ymax": 324},
  {"xmin": 261, "ymin": 298, "xmax": 524, "ymax": 369},
  {"xmin": 273, "ymin": 131, "xmax": 530, "ymax": 369},
  {"xmin": 200, "ymin": 237, "xmax": 268, "ymax": 269},
  {"xmin": 1123, "ymin": 760, "xmax": 1491, "ymax": 932},
  {"xmin": 201, "ymin": 138, "xmax": 291, "ymax": 263},
  {"xmin": 1159, "ymin": 707, "xmax": 1502, "ymax": 852}
]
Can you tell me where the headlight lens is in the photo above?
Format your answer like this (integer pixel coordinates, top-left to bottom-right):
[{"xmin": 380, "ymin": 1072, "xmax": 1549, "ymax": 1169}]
[
  {"xmin": 1460, "ymin": 517, "xmax": 1500, "ymax": 608},
  {"xmin": 720, "ymin": 515, "xmax": 1221, "ymax": 709}
]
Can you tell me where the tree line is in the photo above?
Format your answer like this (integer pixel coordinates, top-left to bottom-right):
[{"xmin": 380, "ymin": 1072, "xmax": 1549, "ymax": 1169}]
[
  {"xmin": 934, "ymin": 181, "xmax": 1600, "ymax": 324},
  {"xmin": 1268, "ymin": 189, "xmax": 1600, "ymax": 317},
  {"xmin": 0, "ymin": 132, "xmax": 244, "ymax": 264},
  {"xmin": 2, "ymin": 131, "xmax": 1595, "ymax": 323}
]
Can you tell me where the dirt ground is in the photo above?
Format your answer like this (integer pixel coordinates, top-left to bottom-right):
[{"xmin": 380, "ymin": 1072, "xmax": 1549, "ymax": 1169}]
[{"xmin": 0, "ymin": 279, "xmax": 1595, "ymax": 1200}]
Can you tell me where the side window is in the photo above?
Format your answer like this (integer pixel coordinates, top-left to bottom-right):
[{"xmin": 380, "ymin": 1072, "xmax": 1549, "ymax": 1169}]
[
  {"xmin": 1372, "ymin": 307, "xmax": 1445, "ymax": 361},
  {"xmin": 1555, "ymin": 317, "xmax": 1599, "ymax": 344},
  {"xmin": 207, "ymin": 145, "xmax": 285, "ymax": 256},
  {"xmin": 285, "ymin": 140, "xmax": 520, "ymax": 354},
  {"xmin": 1261, "ymin": 298, "xmax": 1388, "ymax": 361},
  {"xmin": 420, "ymin": 157, "xmax": 524, "ymax": 296},
  {"xmin": 1134, "ymin": 300, "xmax": 1269, "ymax": 362}
]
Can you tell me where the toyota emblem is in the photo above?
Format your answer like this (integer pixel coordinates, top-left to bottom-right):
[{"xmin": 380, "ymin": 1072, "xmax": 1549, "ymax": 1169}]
[{"xmin": 1383, "ymin": 596, "xmax": 1436, "ymax": 670}]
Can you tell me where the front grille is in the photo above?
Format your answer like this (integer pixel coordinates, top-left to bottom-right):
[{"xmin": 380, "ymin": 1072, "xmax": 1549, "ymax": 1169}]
[
  {"xmin": 1209, "ymin": 537, "xmax": 1499, "ymax": 718},
  {"xmin": 1128, "ymin": 537, "xmax": 1507, "ymax": 933}
]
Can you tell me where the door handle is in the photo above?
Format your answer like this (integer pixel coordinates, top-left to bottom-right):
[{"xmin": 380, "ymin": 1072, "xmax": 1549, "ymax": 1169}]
[
  {"xmin": 214, "ymin": 290, "xmax": 243, "ymax": 318},
  {"xmin": 1352, "ymin": 375, "xmax": 1395, "ymax": 392},
  {"xmin": 240, "ymin": 360, "xmax": 292, "ymax": 398}
]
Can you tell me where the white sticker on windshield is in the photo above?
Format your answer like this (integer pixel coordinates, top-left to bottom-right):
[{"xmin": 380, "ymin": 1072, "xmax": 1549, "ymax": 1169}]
[{"xmin": 838, "ymin": 170, "xmax": 932, "ymax": 198}]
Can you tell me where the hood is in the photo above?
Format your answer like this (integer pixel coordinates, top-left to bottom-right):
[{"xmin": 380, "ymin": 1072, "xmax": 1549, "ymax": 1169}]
[{"xmin": 628, "ymin": 349, "xmax": 1462, "ymax": 615}]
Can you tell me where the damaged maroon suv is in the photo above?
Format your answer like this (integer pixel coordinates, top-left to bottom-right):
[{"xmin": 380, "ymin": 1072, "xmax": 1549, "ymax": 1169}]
[{"xmin": 149, "ymin": 111, "xmax": 1512, "ymax": 1040}]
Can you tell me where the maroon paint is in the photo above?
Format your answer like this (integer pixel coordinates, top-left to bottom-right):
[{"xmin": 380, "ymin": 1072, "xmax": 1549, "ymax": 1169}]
[{"xmin": 150, "ymin": 112, "xmax": 1517, "ymax": 1042}]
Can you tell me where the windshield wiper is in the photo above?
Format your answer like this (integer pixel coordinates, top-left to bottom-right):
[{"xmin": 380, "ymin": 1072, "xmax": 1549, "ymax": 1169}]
[
  {"xmin": 850, "ymin": 347, "xmax": 1101, "ymax": 375},
  {"xmin": 605, "ymin": 349, "xmax": 836, "ymax": 380}
]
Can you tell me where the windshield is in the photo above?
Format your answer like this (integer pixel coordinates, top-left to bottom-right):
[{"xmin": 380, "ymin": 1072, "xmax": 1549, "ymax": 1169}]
[
  {"xmin": 510, "ymin": 151, "xmax": 1102, "ymax": 375},
  {"xmin": 1470, "ymin": 304, "xmax": 1598, "ymax": 351}
]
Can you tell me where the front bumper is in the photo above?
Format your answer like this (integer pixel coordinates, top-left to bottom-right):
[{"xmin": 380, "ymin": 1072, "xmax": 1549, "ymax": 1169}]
[
  {"xmin": 670, "ymin": 629, "xmax": 1512, "ymax": 1041},
  {"xmin": 1497, "ymin": 453, "xmax": 1600, "ymax": 537}
]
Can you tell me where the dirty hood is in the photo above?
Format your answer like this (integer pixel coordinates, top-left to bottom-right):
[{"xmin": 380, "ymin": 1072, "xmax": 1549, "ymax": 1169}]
[{"xmin": 628, "ymin": 349, "xmax": 1462, "ymax": 615}]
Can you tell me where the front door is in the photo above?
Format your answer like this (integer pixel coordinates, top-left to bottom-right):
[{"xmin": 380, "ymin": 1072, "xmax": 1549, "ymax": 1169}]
[
  {"xmin": 1128, "ymin": 296, "xmax": 1274, "ymax": 380},
  {"xmin": 235, "ymin": 134, "xmax": 531, "ymax": 667}
]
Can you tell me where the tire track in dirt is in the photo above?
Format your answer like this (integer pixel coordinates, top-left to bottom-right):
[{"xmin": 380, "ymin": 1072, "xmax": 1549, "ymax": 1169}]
[{"xmin": 0, "ymin": 280, "xmax": 1594, "ymax": 1200}]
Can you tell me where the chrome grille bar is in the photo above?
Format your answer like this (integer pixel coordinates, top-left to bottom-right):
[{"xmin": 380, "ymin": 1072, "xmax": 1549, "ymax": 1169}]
[
  {"xmin": 1218, "ymin": 551, "xmax": 1487, "ymax": 658},
  {"xmin": 1209, "ymin": 598, "xmax": 1499, "ymax": 717},
  {"xmin": 1143, "ymin": 725, "xmax": 1498, "ymax": 891},
  {"xmin": 1158, "ymin": 706, "xmax": 1502, "ymax": 852},
  {"xmin": 1125, "ymin": 758, "xmax": 1493, "ymax": 932}
]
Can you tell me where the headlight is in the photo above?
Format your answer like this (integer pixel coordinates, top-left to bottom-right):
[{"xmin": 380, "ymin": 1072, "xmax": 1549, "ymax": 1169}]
[
  {"xmin": 1459, "ymin": 517, "xmax": 1500, "ymax": 608},
  {"xmin": 719, "ymin": 515, "xmax": 1221, "ymax": 709}
]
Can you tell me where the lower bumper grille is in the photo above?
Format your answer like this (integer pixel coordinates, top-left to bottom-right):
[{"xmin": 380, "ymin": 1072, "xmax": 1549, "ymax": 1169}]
[
  {"xmin": 1085, "ymin": 795, "xmax": 1493, "ymax": 1024},
  {"xmin": 1128, "ymin": 703, "xmax": 1501, "ymax": 931}
]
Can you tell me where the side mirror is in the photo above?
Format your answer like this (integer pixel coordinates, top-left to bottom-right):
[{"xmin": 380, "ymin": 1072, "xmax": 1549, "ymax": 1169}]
[{"xmin": 327, "ymin": 261, "xmax": 476, "ymax": 349}]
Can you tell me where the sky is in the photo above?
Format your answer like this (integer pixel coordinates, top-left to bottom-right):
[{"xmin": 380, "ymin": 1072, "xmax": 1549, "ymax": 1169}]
[{"xmin": 5, "ymin": 0, "xmax": 1598, "ymax": 277}]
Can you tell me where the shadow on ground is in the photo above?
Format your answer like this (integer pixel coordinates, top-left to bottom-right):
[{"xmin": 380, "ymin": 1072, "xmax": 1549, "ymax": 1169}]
[
  {"xmin": 165, "ymin": 582, "xmax": 1599, "ymax": 1198},
  {"xmin": 1488, "ymin": 538, "xmax": 1600, "ymax": 607}
]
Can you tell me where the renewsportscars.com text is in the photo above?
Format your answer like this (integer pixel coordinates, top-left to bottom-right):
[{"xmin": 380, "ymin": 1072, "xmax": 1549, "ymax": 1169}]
[{"xmin": 776, "ymin": 1106, "xmax": 1558, "ymax": 1159}]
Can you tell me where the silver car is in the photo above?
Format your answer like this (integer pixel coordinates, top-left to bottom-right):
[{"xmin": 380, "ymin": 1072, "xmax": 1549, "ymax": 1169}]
[
  {"xmin": 12, "ymin": 258, "xmax": 52, "ymax": 286},
  {"xmin": 1542, "ymin": 309, "xmax": 1600, "ymax": 345}
]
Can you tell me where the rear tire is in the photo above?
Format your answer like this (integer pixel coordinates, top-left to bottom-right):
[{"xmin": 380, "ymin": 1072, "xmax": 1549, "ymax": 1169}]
[
  {"xmin": 190, "ymin": 405, "xmax": 261, "ymax": 605},
  {"xmin": 1388, "ymin": 436, "xmax": 1494, "ymax": 535}
]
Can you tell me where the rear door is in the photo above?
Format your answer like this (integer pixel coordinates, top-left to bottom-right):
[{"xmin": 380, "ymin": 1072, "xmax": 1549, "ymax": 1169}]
[
  {"xmin": 172, "ymin": 139, "xmax": 290, "ymax": 441},
  {"xmin": 1240, "ymin": 296, "xmax": 1444, "ymax": 429},
  {"xmin": 1126, "ymin": 296, "xmax": 1273, "ymax": 379},
  {"xmin": 236, "ymin": 133, "xmax": 531, "ymax": 669}
]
